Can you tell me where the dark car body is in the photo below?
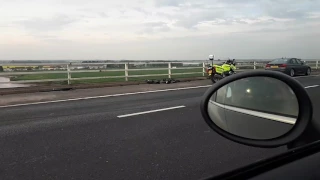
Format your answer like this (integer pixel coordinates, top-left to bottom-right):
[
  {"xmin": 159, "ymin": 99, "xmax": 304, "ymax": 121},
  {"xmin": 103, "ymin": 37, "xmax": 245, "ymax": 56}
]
[{"xmin": 265, "ymin": 58, "xmax": 311, "ymax": 77}]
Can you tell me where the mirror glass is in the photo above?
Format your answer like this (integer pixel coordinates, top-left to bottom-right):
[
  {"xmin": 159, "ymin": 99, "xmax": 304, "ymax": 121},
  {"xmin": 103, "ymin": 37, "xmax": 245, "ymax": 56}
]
[{"xmin": 207, "ymin": 77, "xmax": 299, "ymax": 140}]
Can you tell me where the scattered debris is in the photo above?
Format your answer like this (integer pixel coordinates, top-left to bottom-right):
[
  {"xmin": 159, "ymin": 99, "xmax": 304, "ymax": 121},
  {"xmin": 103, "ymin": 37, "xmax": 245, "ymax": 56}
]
[
  {"xmin": 145, "ymin": 79, "xmax": 161, "ymax": 84},
  {"xmin": 162, "ymin": 78, "xmax": 180, "ymax": 84},
  {"xmin": 145, "ymin": 78, "xmax": 180, "ymax": 84}
]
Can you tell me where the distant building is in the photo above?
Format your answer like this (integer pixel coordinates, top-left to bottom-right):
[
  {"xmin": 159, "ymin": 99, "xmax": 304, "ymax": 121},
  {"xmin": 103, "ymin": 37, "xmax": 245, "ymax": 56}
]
[{"xmin": 2, "ymin": 66, "xmax": 38, "ymax": 71}]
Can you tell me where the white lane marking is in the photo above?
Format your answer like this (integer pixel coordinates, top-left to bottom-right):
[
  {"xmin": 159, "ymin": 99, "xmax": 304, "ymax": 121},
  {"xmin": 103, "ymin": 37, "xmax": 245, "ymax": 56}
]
[
  {"xmin": 294, "ymin": 75, "xmax": 320, "ymax": 78},
  {"xmin": 305, "ymin": 85, "xmax": 319, "ymax": 89},
  {"xmin": 117, "ymin": 106, "xmax": 186, "ymax": 118},
  {"xmin": 210, "ymin": 101, "xmax": 296, "ymax": 125},
  {"xmin": 0, "ymin": 85, "xmax": 211, "ymax": 108}
]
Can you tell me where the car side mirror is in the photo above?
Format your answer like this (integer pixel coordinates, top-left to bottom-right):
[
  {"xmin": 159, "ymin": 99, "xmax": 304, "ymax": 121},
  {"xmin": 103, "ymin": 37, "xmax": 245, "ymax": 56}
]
[{"xmin": 200, "ymin": 70, "xmax": 313, "ymax": 148}]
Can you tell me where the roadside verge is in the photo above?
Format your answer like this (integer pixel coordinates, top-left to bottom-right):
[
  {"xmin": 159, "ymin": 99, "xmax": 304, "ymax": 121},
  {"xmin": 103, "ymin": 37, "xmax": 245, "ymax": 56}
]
[
  {"xmin": 0, "ymin": 79, "xmax": 212, "ymax": 106},
  {"xmin": 0, "ymin": 77, "xmax": 207, "ymax": 96}
]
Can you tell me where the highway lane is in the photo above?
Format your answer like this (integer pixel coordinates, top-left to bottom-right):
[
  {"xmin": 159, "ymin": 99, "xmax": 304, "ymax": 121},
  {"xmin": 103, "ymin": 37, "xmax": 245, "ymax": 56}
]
[
  {"xmin": 0, "ymin": 76, "xmax": 319, "ymax": 180},
  {"xmin": 0, "ymin": 87, "xmax": 207, "ymax": 127}
]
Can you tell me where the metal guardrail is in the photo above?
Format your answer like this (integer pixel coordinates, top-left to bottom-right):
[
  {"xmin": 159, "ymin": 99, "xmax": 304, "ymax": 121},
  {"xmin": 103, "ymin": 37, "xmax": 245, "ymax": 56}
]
[{"xmin": 0, "ymin": 60, "xmax": 318, "ymax": 84}]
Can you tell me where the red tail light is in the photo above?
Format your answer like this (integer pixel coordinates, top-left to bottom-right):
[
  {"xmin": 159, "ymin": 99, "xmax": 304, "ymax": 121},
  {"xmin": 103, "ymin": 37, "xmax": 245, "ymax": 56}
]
[
  {"xmin": 265, "ymin": 64, "xmax": 270, "ymax": 68},
  {"xmin": 279, "ymin": 64, "xmax": 287, "ymax": 68}
]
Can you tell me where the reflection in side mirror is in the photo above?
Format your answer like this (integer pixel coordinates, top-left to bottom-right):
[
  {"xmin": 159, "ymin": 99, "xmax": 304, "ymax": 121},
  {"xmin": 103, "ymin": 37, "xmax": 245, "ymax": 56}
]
[{"xmin": 207, "ymin": 77, "xmax": 299, "ymax": 140}]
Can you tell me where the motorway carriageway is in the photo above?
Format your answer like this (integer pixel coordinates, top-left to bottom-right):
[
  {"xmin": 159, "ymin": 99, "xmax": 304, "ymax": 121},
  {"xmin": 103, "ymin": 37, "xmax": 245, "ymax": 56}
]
[{"xmin": 0, "ymin": 76, "xmax": 319, "ymax": 180}]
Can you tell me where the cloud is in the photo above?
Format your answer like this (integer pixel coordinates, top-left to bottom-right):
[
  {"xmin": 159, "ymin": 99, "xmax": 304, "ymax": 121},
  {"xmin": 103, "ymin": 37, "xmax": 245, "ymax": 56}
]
[
  {"xmin": 133, "ymin": 7, "xmax": 152, "ymax": 16},
  {"xmin": 260, "ymin": 0, "xmax": 320, "ymax": 19},
  {"xmin": 16, "ymin": 14, "xmax": 77, "ymax": 32},
  {"xmin": 138, "ymin": 21, "xmax": 171, "ymax": 34},
  {"xmin": 98, "ymin": 12, "xmax": 109, "ymax": 18},
  {"xmin": 175, "ymin": 11, "xmax": 224, "ymax": 28},
  {"xmin": 143, "ymin": 22, "xmax": 168, "ymax": 27},
  {"xmin": 1, "ymin": 0, "xmax": 320, "ymax": 60},
  {"xmin": 154, "ymin": 0, "xmax": 184, "ymax": 7}
]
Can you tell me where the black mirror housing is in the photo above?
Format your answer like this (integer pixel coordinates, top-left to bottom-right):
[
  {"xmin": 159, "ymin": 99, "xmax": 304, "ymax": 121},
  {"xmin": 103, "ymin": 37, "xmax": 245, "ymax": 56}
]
[{"xmin": 200, "ymin": 70, "xmax": 313, "ymax": 148}]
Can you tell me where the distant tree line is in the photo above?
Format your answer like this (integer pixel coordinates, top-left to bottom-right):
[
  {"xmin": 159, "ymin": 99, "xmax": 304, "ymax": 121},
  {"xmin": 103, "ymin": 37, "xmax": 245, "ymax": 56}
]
[
  {"xmin": 81, "ymin": 60, "xmax": 188, "ymax": 63},
  {"xmin": 10, "ymin": 60, "xmax": 43, "ymax": 63},
  {"xmin": 5, "ymin": 60, "xmax": 200, "ymax": 64}
]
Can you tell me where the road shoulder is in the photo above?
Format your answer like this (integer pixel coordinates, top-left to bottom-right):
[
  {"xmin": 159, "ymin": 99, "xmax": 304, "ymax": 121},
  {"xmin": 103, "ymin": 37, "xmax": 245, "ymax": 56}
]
[{"xmin": 0, "ymin": 80, "xmax": 212, "ymax": 106}]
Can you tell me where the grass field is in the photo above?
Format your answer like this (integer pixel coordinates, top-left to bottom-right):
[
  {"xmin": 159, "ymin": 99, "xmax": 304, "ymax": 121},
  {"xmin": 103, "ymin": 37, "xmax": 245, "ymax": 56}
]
[{"xmin": 8, "ymin": 68, "xmax": 205, "ymax": 84}]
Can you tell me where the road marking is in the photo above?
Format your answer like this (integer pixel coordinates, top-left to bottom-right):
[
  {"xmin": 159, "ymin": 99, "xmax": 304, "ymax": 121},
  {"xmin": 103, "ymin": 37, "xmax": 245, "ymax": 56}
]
[
  {"xmin": 210, "ymin": 101, "xmax": 296, "ymax": 125},
  {"xmin": 305, "ymin": 85, "xmax": 319, "ymax": 89},
  {"xmin": 0, "ymin": 85, "xmax": 211, "ymax": 108},
  {"xmin": 294, "ymin": 75, "xmax": 320, "ymax": 78},
  {"xmin": 117, "ymin": 106, "xmax": 186, "ymax": 118}
]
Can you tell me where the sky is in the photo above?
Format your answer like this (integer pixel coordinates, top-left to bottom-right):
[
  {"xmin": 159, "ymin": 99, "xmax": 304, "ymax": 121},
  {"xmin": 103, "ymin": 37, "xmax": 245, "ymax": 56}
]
[{"xmin": 0, "ymin": 0, "xmax": 320, "ymax": 60}]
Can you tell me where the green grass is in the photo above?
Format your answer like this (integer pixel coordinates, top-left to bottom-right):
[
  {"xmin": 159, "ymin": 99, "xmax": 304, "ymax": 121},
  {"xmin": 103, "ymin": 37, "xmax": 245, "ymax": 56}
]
[{"xmin": 8, "ymin": 68, "xmax": 205, "ymax": 84}]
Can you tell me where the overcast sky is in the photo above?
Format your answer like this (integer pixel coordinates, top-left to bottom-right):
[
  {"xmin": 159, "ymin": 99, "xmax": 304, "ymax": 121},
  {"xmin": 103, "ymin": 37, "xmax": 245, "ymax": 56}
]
[{"xmin": 1, "ymin": 0, "xmax": 320, "ymax": 60}]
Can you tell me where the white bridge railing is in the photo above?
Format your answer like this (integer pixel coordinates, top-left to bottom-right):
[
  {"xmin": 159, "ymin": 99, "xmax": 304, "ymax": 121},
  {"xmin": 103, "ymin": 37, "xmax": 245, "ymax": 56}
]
[{"xmin": 0, "ymin": 60, "xmax": 318, "ymax": 85}]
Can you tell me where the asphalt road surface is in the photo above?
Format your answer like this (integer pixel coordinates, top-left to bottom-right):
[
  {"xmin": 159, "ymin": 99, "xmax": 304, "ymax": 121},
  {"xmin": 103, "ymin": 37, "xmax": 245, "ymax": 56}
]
[{"xmin": 0, "ymin": 76, "xmax": 319, "ymax": 180}]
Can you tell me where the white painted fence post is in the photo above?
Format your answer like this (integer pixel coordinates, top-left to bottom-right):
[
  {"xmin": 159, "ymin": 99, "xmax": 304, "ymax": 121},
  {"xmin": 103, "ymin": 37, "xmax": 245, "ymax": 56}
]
[
  {"xmin": 125, "ymin": 63, "xmax": 129, "ymax": 81},
  {"xmin": 316, "ymin": 60, "xmax": 319, "ymax": 69},
  {"xmin": 202, "ymin": 62, "xmax": 206, "ymax": 76},
  {"xmin": 67, "ymin": 63, "xmax": 71, "ymax": 85},
  {"xmin": 253, "ymin": 61, "xmax": 256, "ymax": 70},
  {"xmin": 168, "ymin": 62, "xmax": 172, "ymax": 78}
]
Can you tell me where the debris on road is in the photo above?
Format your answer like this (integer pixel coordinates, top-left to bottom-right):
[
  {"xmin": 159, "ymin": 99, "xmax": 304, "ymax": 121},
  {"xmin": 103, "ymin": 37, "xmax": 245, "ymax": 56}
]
[
  {"xmin": 145, "ymin": 78, "xmax": 181, "ymax": 84},
  {"xmin": 145, "ymin": 79, "xmax": 161, "ymax": 84},
  {"xmin": 162, "ymin": 78, "xmax": 180, "ymax": 84}
]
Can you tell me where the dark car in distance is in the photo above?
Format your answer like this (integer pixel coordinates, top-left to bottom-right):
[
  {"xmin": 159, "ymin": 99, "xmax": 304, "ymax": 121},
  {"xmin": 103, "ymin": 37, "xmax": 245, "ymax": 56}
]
[{"xmin": 265, "ymin": 58, "xmax": 311, "ymax": 77}]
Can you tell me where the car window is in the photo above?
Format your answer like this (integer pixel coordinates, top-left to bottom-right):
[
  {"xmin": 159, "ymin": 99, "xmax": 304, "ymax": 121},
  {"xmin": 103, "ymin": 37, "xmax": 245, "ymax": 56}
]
[
  {"xmin": 291, "ymin": 59, "xmax": 298, "ymax": 64},
  {"xmin": 211, "ymin": 92, "xmax": 217, "ymax": 101},
  {"xmin": 288, "ymin": 59, "xmax": 294, "ymax": 64},
  {"xmin": 296, "ymin": 59, "xmax": 303, "ymax": 64},
  {"xmin": 270, "ymin": 59, "xmax": 288, "ymax": 64},
  {"xmin": 215, "ymin": 85, "xmax": 228, "ymax": 104},
  {"xmin": 222, "ymin": 77, "xmax": 299, "ymax": 117},
  {"xmin": 1, "ymin": 0, "xmax": 318, "ymax": 179}
]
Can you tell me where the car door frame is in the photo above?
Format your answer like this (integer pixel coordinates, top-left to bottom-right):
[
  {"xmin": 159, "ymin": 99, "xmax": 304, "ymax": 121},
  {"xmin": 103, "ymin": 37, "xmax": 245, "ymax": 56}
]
[
  {"xmin": 296, "ymin": 59, "xmax": 308, "ymax": 74},
  {"xmin": 205, "ymin": 140, "xmax": 320, "ymax": 180},
  {"xmin": 291, "ymin": 58, "xmax": 303, "ymax": 75},
  {"xmin": 287, "ymin": 59, "xmax": 296, "ymax": 74}
]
